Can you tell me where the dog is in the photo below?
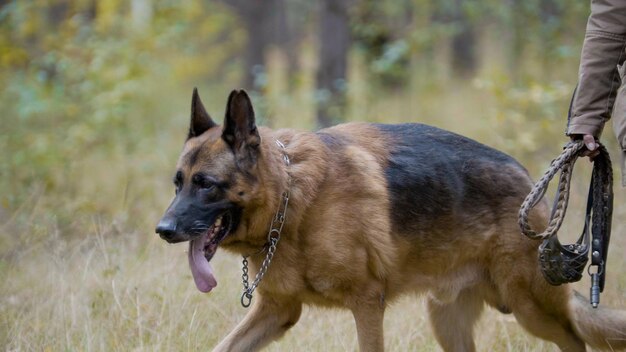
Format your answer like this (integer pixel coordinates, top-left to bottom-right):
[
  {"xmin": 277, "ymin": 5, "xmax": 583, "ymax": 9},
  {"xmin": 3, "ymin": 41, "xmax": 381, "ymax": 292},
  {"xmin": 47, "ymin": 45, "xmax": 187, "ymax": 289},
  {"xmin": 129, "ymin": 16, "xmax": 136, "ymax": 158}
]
[{"xmin": 156, "ymin": 88, "xmax": 626, "ymax": 352}]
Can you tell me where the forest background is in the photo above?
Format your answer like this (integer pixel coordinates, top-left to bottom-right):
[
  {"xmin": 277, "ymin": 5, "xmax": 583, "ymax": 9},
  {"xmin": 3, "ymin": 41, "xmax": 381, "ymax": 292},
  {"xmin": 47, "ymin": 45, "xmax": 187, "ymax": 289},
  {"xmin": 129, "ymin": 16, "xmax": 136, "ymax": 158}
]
[{"xmin": 1, "ymin": 0, "xmax": 625, "ymax": 350}]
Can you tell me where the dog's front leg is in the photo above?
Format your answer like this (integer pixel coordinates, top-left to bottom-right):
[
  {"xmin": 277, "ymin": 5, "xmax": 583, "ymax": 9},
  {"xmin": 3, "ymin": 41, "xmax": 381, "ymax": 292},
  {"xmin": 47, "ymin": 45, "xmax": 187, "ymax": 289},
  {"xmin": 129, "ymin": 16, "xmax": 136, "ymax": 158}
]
[
  {"xmin": 351, "ymin": 298, "xmax": 385, "ymax": 352},
  {"xmin": 213, "ymin": 294, "xmax": 302, "ymax": 352}
]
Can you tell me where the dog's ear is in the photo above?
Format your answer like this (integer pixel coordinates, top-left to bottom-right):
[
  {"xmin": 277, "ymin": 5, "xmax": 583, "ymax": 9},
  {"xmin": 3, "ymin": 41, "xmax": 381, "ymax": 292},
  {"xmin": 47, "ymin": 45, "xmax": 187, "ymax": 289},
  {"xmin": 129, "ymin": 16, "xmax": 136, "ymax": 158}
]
[
  {"xmin": 188, "ymin": 88, "xmax": 216, "ymax": 139},
  {"xmin": 222, "ymin": 89, "xmax": 261, "ymax": 156}
]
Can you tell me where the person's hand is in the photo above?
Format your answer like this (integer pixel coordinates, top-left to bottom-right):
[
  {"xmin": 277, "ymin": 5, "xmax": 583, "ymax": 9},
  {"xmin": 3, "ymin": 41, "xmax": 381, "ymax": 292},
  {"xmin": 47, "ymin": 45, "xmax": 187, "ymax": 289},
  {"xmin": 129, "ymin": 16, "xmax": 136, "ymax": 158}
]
[{"xmin": 576, "ymin": 134, "xmax": 600, "ymax": 160}]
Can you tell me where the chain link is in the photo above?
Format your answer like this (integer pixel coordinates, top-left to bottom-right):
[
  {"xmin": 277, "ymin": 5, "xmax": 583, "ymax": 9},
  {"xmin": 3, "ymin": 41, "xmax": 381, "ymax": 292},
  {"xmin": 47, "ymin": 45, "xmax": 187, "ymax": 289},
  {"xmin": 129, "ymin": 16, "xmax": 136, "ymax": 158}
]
[{"xmin": 241, "ymin": 140, "xmax": 291, "ymax": 308}]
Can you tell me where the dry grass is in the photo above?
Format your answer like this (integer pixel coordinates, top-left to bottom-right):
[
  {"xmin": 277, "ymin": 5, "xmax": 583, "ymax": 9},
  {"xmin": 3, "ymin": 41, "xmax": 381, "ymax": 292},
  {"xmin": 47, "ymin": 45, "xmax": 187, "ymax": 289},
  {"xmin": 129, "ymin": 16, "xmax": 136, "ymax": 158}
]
[
  {"xmin": 2, "ymin": 60, "xmax": 626, "ymax": 351},
  {"xmin": 1, "ymin": 197, "xmax": 624, "ymax": 351}
]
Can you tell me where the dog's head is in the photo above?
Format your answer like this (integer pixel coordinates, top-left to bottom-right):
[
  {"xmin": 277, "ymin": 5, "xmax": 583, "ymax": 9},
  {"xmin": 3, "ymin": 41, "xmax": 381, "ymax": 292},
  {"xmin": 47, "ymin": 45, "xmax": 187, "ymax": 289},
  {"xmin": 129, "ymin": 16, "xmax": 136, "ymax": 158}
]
[{"xmin": 155, "ymin": 88, "xmax": 262, "ymax": 292}]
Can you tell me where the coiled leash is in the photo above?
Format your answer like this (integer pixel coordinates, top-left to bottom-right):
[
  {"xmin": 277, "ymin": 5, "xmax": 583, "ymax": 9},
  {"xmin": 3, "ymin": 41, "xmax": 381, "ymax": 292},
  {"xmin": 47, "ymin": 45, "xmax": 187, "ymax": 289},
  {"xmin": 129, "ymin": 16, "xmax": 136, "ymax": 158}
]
[{"xmin": 518, "ymin": 140, "xmax": 613, "ymax": 308}]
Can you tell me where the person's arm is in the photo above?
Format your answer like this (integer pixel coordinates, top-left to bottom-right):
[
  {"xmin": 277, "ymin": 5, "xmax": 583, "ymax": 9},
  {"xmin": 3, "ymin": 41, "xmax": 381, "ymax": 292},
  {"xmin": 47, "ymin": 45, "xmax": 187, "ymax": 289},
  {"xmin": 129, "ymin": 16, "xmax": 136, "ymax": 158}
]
[{"xmin": 567, "ymin": 0, "xmax": 626, "ymax": 154}]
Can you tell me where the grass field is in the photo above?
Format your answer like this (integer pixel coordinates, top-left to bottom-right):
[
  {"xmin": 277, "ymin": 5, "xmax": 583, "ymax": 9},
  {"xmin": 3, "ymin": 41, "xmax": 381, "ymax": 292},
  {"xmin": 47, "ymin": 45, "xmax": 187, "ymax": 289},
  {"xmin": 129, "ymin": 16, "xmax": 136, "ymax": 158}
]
[
  {"xmin": 1, "ymin": 170, "xmax": 625, "ymax": 352},
  {"xmin": 0, "ymin": 39, "xmax": 626, "ymax": 351},
  {"xmin": 1, "ymin": 60, "xmax": 626, "ymax": 351}
]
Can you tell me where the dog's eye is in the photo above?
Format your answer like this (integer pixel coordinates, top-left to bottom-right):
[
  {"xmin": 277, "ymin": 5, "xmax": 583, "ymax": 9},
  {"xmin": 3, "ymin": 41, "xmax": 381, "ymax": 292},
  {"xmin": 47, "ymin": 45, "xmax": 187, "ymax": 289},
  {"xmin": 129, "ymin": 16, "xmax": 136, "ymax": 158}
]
[
  {"xmin": 192, "ymin": 173, "xmax": 215, "ymax": 190},
  {"xmin": 173, "ymin": 171, "xmax": 183, "ymax": 194}
]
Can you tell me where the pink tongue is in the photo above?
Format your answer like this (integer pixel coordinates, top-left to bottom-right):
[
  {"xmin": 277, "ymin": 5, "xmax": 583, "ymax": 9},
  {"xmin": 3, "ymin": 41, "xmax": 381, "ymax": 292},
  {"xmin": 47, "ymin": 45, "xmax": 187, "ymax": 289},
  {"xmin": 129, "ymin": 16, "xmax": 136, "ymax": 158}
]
[{"xmin": 188, "ymin": 233, "xmax": 217, "ymax": 293}]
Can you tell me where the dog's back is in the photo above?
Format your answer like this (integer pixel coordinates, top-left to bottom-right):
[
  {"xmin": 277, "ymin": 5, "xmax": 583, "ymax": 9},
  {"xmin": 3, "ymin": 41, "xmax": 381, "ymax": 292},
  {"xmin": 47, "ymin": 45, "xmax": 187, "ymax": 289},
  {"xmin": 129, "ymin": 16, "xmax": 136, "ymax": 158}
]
[{"xmin": 375, "ymin": 123, "xmax": 532, "ymax": 235}]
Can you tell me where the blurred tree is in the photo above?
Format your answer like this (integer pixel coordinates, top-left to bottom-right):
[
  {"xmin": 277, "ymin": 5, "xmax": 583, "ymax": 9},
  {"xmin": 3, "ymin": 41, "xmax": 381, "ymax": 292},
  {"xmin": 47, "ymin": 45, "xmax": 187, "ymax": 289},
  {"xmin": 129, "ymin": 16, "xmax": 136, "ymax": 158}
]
[
  {"xmin": 280, "ymin": 0, "xmax": 312, "ymax": 89},
  {"xmin": 449, "ymin": 0, "xmax": 477, "ymax": 78},
  {"xmin": 538, "ymin": 0, "xmax": 565, "ymax": 74},
  {"xmin": 47, "ymin": 0, "xmax": 69, "ymax": 27},
  {"xmin": 352, "ymin": 0, "xmax": 412, "ymax": 89},
  {"xmin": 316, "ymin": 0, "xmax": 350, "ymax": 128},
  {"xmin": 219, "ymin": 0, "xmax": 290, "ymax": 91},
  {"xmin": 513, "ymin": 2, "xmax": 526, "ymax": 74},
  {"xmin": 433, "ymin": 0, "xmax": 478, "ymax": 79}
]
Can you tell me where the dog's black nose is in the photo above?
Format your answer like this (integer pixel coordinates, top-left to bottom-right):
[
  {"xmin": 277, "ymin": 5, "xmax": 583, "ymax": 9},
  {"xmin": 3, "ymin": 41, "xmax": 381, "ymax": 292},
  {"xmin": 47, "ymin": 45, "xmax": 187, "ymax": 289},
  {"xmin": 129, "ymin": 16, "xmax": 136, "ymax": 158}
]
[{"xmin": 156, "ymin": 218, "xmax": 177, "ymax": 240}]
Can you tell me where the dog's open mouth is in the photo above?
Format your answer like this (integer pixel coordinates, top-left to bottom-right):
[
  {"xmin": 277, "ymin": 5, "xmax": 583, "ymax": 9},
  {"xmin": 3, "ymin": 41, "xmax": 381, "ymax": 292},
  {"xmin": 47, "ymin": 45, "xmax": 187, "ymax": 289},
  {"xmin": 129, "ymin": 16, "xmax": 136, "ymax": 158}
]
[{"xmin": 188, "ymin": 212, "xmax": 232, "ymax": 293}]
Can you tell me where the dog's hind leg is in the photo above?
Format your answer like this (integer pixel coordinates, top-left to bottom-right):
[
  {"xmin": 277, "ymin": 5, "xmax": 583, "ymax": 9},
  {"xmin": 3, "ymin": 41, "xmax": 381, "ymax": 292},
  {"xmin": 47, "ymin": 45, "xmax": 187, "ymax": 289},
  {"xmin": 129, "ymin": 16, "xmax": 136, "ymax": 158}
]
[
  {"xmin": 213, "ymin": 295, "xmax": 302, "ymax": 352},
  {"xmin": 491, "ymin": 238, "xmax": 586, "ymax": 350},
  {"xmin": 506, "ymin": 287, "xmax": 586, "ymax": 352},
  {"xmin": 427, "ymin": 286, "xmax": 484, "ymax": 352}
]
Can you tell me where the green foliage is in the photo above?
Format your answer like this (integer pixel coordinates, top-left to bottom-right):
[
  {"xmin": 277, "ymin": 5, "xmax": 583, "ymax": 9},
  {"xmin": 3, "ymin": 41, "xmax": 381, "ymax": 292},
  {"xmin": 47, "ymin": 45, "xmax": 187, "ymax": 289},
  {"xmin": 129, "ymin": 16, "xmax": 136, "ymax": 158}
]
[
  {"xmin": 0, "ymin": 0, "xmax": 594, "ymax": 239},
  {"xmin": 475, "ymin": 76, "xmax": 573, "ymax": 169},
  {"xmin": 0, "ymin": 0, "xmax": 242, "ymax": 235},
  {"xmin": 0, "ymin": 0, "xmax": 595, "ymax": 241}
]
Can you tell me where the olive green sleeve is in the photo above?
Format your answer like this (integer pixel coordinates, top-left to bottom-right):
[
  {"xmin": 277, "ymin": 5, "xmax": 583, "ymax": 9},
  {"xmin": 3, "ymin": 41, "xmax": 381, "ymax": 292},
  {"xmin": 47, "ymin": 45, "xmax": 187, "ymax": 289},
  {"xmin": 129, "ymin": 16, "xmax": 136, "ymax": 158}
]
[{"xmin": 566, "ymin": 0, "xmax": 626, "ymax": 138}]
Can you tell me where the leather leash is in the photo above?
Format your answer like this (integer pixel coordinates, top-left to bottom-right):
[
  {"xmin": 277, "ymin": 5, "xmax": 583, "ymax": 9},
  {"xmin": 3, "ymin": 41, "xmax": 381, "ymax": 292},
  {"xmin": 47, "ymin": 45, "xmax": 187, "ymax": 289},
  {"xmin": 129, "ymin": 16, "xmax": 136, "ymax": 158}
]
[{"xmin": 518, "ymin": 140, "xmax": 613, "ymax": 308}]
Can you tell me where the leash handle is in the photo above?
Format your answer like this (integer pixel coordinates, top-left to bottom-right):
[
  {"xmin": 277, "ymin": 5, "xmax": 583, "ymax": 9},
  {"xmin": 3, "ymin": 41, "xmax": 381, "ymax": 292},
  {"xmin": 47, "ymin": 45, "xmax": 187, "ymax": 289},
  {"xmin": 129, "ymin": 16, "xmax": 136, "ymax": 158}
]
[
  {"xmin": 518, "ymin": 141, "xmax": 586, "ymax": 240},
  {"xmin": 588, "ymin": 145, "xmax": 614, "ymax": 292}
]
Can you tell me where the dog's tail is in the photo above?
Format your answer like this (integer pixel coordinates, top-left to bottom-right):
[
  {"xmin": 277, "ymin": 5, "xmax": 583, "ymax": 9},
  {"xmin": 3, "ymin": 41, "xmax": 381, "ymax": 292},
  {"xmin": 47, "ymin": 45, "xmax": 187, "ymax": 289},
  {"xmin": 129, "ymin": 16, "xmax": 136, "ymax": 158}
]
[{"xmin": 570, "ymin": 291, "xmax": 626, "ymax": 350}]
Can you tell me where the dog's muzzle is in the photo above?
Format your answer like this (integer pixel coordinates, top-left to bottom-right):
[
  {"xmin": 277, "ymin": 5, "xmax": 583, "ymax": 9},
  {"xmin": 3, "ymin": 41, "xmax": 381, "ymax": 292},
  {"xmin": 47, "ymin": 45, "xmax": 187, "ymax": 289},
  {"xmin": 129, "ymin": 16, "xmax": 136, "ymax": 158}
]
[{"xmin": 538, "ymin": 235, "xmax": 588, "ymax": 285}]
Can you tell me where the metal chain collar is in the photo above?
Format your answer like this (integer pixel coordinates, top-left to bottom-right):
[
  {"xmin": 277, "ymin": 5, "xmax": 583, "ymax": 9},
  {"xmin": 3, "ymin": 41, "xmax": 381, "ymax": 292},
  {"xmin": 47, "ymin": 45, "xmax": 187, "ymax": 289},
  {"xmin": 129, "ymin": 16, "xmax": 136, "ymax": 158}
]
[{"xmin": 241, "ymin": 140, "xmax": 291, "ymax": 308}]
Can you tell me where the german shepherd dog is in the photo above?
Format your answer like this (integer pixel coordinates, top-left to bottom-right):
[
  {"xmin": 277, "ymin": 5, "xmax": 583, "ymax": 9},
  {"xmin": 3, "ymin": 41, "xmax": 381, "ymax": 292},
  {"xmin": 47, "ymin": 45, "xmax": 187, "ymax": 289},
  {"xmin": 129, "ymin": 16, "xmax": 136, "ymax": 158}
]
[{"xmin": 156, "ymin": 89, "xmax": 626, "ymax": 351}]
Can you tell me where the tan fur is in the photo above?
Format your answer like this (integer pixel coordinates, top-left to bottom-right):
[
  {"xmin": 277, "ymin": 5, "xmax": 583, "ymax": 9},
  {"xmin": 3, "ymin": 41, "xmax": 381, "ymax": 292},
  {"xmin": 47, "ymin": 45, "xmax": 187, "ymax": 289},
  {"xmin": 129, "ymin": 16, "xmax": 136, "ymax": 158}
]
[{"xmin": 176, "ymin": 121, "xmax": 626, "ymax": 352}]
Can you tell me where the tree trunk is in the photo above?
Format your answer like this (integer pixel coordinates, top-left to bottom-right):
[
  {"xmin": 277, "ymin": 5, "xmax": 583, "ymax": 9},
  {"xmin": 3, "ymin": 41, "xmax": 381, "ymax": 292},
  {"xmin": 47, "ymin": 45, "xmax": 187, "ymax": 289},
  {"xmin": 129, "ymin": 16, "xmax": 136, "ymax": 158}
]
[
  {"xmin": 273, "ymin": 0, "xmax": 302, "ymax": 90},
  {"xmin": 242, "ymin": 1, "xmax": 272, "ymax": 90},
  {"xmin": 506, "ymin": 0, "xmax": 525, "ymax": 82},
  {"xmin": 450, "ymin": 0, "xmax": 477, "ymax": 79},
  {"xmin": 47, "ymin": 0, "xmax": 69, "ymax": 28},
  {"xmin": 316, "ymin": 0, "xmax": 350, "ymax": 128},
  {"xmin": 220, "ymin": 0, "xmax": 283, "ymax": 91},
  {"xmin": 539, "ymin": 0, "xmax": 563, "ymax": 74}
]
